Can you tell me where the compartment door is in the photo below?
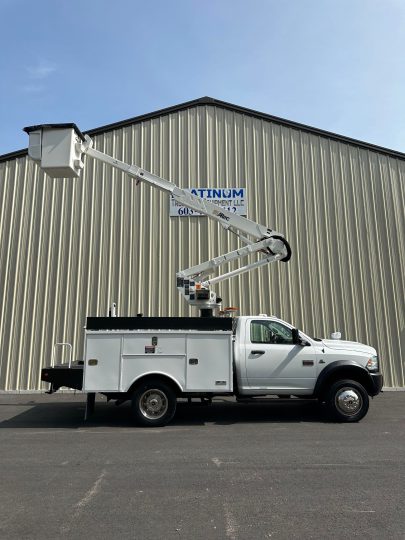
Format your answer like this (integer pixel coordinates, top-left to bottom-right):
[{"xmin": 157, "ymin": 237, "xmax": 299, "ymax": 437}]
[
  {"xmin": 186, "ymin": 334, "xmax": 232, "ymax": 391},
  {"xmin": 84, "ymin": 335, "xmax": 121, "ymax": 391}
]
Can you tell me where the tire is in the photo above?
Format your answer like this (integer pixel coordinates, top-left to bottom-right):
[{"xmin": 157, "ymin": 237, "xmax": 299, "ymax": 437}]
[
  {"xmin": 324, "ymin": 379, "xmax": 369, "ymax": 422},
  {"xmin": 131, "ymin": 379, "xmax": 177, "ymax": 427}
]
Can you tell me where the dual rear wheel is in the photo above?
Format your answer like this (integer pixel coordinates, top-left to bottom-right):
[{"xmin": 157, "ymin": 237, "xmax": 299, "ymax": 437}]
[{"xmin": 131, "ymin": 379, "xmax": 177, "ymax": 427}]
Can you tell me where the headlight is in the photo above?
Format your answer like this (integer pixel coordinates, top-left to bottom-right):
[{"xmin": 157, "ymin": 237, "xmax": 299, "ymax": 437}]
[{"xmin": 366, "ymin": 355, "xmax": 379, "ymax": 372}]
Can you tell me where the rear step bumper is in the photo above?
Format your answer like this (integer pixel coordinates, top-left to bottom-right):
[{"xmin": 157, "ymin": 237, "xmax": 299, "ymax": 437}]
[{"xmin": 41, "ymin": 364, "xmax": 83, "ymax": 393}]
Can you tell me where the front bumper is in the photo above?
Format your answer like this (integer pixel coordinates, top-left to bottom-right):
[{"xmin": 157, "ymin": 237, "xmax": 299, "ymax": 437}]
[{"xmin": 369, "ymin": 372, "xmax": 383, "ymax": 396}]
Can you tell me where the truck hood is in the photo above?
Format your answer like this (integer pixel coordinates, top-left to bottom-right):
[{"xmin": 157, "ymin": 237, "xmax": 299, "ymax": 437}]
[{"xmin": 321, "ymin": 339, "xmax": 376, "ymax": 356}]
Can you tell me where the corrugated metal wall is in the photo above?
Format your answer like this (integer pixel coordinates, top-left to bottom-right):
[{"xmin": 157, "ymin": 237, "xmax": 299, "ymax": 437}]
[{"xmin": 0, "ymin": 105, "xmax": 404, "ymax": 390}]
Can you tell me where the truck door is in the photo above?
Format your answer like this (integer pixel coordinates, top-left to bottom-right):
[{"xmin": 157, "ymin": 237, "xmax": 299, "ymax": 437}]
[{"xmin": 245, "ymin": 319, "xmax": 317, "ymax": 392}]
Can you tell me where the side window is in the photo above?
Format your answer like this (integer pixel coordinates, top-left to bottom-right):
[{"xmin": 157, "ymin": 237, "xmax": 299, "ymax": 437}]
[
  {"xmin": 268, "ymin": 321, "xmax": 293, "ymax": 344},
  {"xmin": 250, "ymin": 320, "xmax": 294, "ymax": 344},
  {"xmin": 250, "ymin": 321, "xmax": 273, "ymax": 344}
]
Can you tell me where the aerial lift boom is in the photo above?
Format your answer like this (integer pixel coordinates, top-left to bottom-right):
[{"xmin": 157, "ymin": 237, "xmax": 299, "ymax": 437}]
[{"xmin": 24, "ymin": 123, "xmax": 291, "ymax": 313}]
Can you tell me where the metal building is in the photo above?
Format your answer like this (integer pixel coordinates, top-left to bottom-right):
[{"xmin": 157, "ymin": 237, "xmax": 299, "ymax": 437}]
[{"xmin": 0, "ymin": 97, "xmax": 404, "ymax": 390}]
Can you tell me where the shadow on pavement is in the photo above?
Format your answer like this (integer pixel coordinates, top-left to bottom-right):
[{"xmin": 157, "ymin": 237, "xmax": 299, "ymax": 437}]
[{"xmin": 0, "ymin": 397, "xmax": 325, "ymax": 429}]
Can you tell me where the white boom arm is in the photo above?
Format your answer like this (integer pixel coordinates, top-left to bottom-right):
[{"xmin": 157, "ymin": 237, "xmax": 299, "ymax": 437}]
[{"xmin": 24, "ymin": 124, "xmax": 291, "ymax": 312}]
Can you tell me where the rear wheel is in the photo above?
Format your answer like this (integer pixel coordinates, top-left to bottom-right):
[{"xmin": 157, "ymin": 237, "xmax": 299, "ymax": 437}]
[
  {"xmin": 324, "ymin": 379, "xmax": 369, "ymax": 422},
  {"xmin": 131, "ymin": 380, "xmax": 177, "ymax": 427}
]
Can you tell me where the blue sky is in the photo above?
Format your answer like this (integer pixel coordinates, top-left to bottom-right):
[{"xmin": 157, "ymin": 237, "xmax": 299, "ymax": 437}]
[{"xmin": 1, "ymin": 0, "xmax": 404, "ymax": 156}]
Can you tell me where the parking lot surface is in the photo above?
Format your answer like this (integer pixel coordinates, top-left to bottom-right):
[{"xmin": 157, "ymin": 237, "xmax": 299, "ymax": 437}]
[{"xmin": 0, "ymin": 392, "xmax": 404, "ymax": 539}]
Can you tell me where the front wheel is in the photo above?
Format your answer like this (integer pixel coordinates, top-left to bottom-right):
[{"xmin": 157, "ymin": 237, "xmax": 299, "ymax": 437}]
[
  {"xmin": 324, "ymin": 379, "xmax": 369, "ymax": 422},
  {"xmin": 131, "ymin": 380, "xmax": 177, "ymax": 427}
]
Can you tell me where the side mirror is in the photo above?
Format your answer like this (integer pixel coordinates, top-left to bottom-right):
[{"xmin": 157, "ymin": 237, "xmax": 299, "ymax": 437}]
[
  {"xmin": 292, "ymin": 328, "xmax": 310, "ymax": 346},
  {"xmin": 292, "ymin": 328, "xmax": 300, "ymax": 345}
]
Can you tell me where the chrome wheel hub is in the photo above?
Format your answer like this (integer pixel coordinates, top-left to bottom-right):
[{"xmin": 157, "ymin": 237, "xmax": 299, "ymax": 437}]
[
  {"xmin": 335, "ymin": 388, "xmax": 362, "ymax": 415},
  {"xmin": 140, "ymin": 389, "xmax": 168, "ymax": 420}
]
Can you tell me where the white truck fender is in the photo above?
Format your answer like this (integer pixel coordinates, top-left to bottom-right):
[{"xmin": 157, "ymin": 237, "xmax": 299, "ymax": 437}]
[{"xmin": 124, "ymin": 372, "xmax": 184, "ymax": 394}]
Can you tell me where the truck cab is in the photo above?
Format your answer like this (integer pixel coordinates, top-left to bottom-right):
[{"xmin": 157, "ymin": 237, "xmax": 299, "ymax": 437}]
[{"xmin": 233, "ymin": 315, "xmax": 383, "ymax": 421}]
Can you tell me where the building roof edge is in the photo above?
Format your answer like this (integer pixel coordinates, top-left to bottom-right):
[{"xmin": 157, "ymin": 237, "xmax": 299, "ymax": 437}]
[{"xmin": 2, "ymin": 96, "xmax": 405, "ymax": 162}]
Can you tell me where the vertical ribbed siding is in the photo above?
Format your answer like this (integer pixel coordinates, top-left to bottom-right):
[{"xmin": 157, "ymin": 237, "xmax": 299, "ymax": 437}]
[{"xmin": 0, "ymin": 105, "xmax": 404, "ymax": 390}]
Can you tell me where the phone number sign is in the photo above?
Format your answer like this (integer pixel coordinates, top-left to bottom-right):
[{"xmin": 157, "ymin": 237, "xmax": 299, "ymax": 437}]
[{"xmin": 170, "ymin": 187, "xmax": 247, "ymax": 217}]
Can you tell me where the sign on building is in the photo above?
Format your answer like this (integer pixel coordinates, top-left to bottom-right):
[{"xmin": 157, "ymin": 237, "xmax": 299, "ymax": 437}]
[{"xmin": 170, "ymin": 187, "xmax": 247, "ymax": 217}]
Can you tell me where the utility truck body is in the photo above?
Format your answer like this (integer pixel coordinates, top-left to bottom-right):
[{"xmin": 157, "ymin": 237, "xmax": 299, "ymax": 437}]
[{"xmin": 84, "ymin": 324, "xmax": 233, "ymax": 395}]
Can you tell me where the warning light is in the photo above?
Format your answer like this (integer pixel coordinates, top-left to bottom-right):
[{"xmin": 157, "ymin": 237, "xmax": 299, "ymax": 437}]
[{"xmin": 224, "ymin": 307, "xmax": 239, "ymax": 317}]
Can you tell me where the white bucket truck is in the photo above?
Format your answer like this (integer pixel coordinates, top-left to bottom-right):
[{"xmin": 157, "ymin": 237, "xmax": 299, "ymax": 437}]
[{"xmin": 25, "ymin": 124, "xmax": 383, "ymax": 426}]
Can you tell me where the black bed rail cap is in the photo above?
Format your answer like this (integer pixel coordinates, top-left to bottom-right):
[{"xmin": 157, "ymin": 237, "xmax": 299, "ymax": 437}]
[{"xmin": 86, "ymin": 316, "xmax": 233, "ymax": 331}]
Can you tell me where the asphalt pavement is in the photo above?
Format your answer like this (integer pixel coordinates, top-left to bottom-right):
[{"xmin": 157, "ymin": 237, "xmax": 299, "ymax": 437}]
[{"xmin": 0, "ymin": 392, "xmax": 404, "ymax": 539}]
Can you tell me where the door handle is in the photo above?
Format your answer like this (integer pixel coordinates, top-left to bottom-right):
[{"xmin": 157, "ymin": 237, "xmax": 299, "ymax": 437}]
[{"xmin": 252, "ymin": 350, "xmax": 265, "ymax": 356}]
